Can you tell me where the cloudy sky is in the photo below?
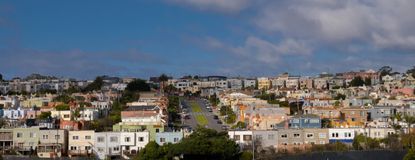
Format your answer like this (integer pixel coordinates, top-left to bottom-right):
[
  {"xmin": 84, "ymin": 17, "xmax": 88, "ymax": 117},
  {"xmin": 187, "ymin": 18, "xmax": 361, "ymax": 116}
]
[{"xmin": 0, "ymin": 0, "xmax": 414, "ymax": 79}]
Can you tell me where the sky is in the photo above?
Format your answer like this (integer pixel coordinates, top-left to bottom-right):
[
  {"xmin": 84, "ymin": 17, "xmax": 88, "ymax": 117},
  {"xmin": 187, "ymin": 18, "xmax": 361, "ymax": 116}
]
[{"xmin": 0, "ymin": 0, "xmax": 414, "ymax": 79}]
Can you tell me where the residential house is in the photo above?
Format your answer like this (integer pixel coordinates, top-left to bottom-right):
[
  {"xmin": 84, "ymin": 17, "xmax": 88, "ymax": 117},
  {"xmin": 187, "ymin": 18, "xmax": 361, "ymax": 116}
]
[
  {"xmin": 0, "ymin": 129, "xmax": 13, "ymax": 153},
  {"xmin": 257, "ymin": 77, "xmax": 271, "ymax": 90},
  {"xmin": 120, "ymin": 131, "xmax": 149, "ymax": 156},
  {"xmin": 13, "ymin": 127, "xmax": 40, "ymax": 154},
  {"xmin": 68, "ymin": 130, "xmax": 94, "ymax": 157},
  {"xmin": 228, "ymin": 130, "xmax": 253, "ymax": 149},
  {"xmin": 37, "ymin": 129, "xmax": 68, "ymax": 158},
  {"xmin": 155, "ymin": 131, "xmax": 183, "ymax": 146},
  {"xmin": 252, "ymin": 130, "xmax": 278, "ymax": 148},
  {"xmin": 94, "ymin": 132, "xmax": 121, "ymax": 159},
  {"xmin": 328, "ymin": 128, "xmax": 355, "ymax": 144}
]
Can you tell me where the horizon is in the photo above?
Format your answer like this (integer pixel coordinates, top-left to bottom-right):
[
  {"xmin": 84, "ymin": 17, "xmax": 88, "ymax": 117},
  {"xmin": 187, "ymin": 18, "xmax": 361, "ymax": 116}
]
[{"xmin": 1, "ymin": 1, "xmax": 414, "ymax": 79}]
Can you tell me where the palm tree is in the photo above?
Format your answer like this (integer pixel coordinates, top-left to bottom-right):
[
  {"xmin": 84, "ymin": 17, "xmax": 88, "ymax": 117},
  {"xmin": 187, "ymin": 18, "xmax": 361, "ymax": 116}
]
[
  {"xmin": 404, "ymin": 115, "xmax": 415, "ymax": 148},
  {"xmin": 159, "ymin": 74, "xmax": 169, "ymax": 93},
  {"xmin": 393, "ymin": 112, "xmax": 403, "ymax": 134}
]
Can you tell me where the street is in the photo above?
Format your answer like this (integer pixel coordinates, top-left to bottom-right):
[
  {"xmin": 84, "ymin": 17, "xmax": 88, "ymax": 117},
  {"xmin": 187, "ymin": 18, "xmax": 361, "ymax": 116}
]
[{"xmin": 181, "ymin": 98, "xmax": 224, "ymax": 131}]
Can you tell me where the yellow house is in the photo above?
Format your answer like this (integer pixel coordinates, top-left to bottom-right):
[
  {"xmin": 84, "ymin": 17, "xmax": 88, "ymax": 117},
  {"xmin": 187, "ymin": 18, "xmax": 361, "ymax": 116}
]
[{"xmin": 257, "ymin": 77, "xmax": 271, "ymax": 90}]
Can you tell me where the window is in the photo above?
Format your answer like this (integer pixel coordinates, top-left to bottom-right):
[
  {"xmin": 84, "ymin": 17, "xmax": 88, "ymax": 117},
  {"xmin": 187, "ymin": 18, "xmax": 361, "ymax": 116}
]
[
  {"xmin": 234, "ymin": 135, "xmax": 240, "ymax": 140},
  {"xmin": 281, "ymin": 134, "xmax": 288, "ymax": 138},
  {"xmin": 29, "ymin": 132, "xmax": 35, "ymax": 138},
  {"xmin": 139, "ymin": 137, "xmax": 144, "ymax": 142},
  {"xmin": 43, "ymin": 135, "xmax": 48, "ymax": 139},
  {"xmin": 64, "ymin": 114, "xmax": 70, "ymax": 118},
  {"xmin": 70, "ymin": 146, "xmax": 77, "ymax": 150},
  {"xmin": 344, "ymin": 132, "xmax": 348, "ymax": 137},
  {"xmin": 306, "ymin": 133, "xmax": 314, "ymax": 138},
  {"xmin": 125, "ymin": 146, "xmax": 130, "ymax": 150},
  {"xmin": 113, "ymin": 147, "xmax": 119, "ymax": 151},
  {"xmin": 73, "ymin": 136, "xmax": 79, "ymax": 140},
  {"xmin": 174, "ymin": 138, "xmax": 179, "ymax": 142},
  {"xmin": 85, "ymin": 146, "xmax": 91, "ymax": 150},
  {"xmin": 336, "ymin": 133, "xmax": 339, "ymax": 137},
  {"xmin": 16, "ymin": 132, "xmax": 22, "ymax": 138},
  {"xmin": 243, "ymin": 135, "xmax": 252, "ymax": 141},
  {"xmin": 319, "ymin": 133, "xmax": 326, "ymax": 138},
  {"xmin": 268, "ymin": 134, "xmax": 275, "ymax": 140},
  {"xmin": 125, "ymin": 137, "xmax": 131, "ymax": 142},
  {"xmin": 156, "ymin": 129, "xmax": 160, "ymax": 133},
  {"xmin": 293, "ymin": 133, "xmax": 300, "ymax": 138},
  {"xmin": 97, "ymin": 137, "xmax": 105, "ymax": 142},
  {"xmin": 256, "ymin": 135, "xmax": 263, "ymax": 140},
  {"xmin": 110, "ymin": 137, "xmax": 118, "ymax": 142},
  {"xmin": 98, "ymin": 147, "xmax": 104, "ymax": 152},
  {"xmin": 160, "ymin": 138, "xmax": 166, "ymax": 143},
  {"xmin": 85, "ymin": 136, "xmax": 91, "ymax": 140},
  {"xmin": 55, "ymin": 135, "xmax": 60, "ymax": 140}
]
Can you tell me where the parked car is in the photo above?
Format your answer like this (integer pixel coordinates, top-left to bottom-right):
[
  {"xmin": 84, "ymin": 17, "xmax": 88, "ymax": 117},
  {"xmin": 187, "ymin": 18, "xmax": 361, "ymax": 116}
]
[
  {"xmin": 217, "ymin": 120, "xmax": 223, "ymax": 124},
  {"xmin": 213, "ymin": 115, "xmax": 219, "ymax": 119}
]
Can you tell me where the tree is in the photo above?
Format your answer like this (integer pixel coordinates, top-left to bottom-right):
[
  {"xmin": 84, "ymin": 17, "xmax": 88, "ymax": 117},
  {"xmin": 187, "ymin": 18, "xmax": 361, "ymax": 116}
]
[
  {"xmin": 53, "ymin": 94, "xmax": 74, "ymax": 104},
  {"xmin": 407, "ymin": 66, "xmax": 415, "ymax": 78},
  {"xmin": 38, "ymin": 112, "xmax": 51, "ymax": 120},
  {"xmin": 83, "ymin": 76, "xmax": 104, "ymax": 92},
  {"xmin": 350, "ymin": 76, "xmax": 365, "ymax": 86},
  {"xmin": 159, "ymin": 74, "xmax": 169, "ymax": 93},
  {"xmin": 136, "ymin": 141, "xmax": 164, "ymax": 160},
  {"xmin": 404, "ymin": 148, "xmax": 415, "ymax": 160},
  {"xmin": 0, "ymin": 73, "xmax": 3, "ymax": 81},
  {"xmin": 334, "ymin": 94, "xmax": 346, "ymax": 100},
  {"xmin": 232, "ymin": 121, "xmax": 246, "ymax": 129},
  {"xmin": 364, "ymin": 77, "xmax": 372, "ymax": 86},
  {"xmin": 55, "ymin": 104, "xmax": 70, "ymax": 111},
  {"xmin": 239, "ymin": 151, "xmax": 253, "ymax": 160},
  {"xmin": 379, "ymin": 66, "xmax": 393, "ymax": 81},
  {"xmin": 126, "ymin": 79, "xmax": 151, "ymax": 92}
]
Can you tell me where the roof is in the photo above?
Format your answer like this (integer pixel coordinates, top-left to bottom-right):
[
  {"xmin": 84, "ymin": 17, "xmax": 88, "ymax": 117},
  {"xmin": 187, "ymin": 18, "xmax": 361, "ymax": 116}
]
[{"xmin": 121, "ymin": 110, "xmax": 159, "ymax": 118}]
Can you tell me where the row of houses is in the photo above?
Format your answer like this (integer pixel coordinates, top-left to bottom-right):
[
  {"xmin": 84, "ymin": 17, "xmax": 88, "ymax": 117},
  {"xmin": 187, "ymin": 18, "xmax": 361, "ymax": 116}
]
[
  {"xmin": 0, "ymin": 127, "xmax": 184, "ymax": 159},
  {"xmin": 228, "ymin": 128, "xmax": 395, "ymax": 152}
]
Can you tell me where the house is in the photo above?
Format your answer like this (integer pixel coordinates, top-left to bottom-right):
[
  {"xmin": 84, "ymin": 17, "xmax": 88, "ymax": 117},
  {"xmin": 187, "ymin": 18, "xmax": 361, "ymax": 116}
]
[
  {"xmin": 228, "ymin": 130, "xmax": 253, "ymax": 149},
  {"xmin": 243, "ymin": 79, "xmax": 256, "ymax": 89},
  {"xmin": 13, "ymin": 127, "xmax": 40, "ymax": 154},
  {"xmin": 368, "ymin": 106, "xmax": 397, "ymax": 122},
  {"xmin": 257, "ymin": 77, "xmax": 271, "ymax": 90},
  {"xmin": 94, "ymin": 132, "xmax": 121, "ymax": 159},
  {"xmin": 277, "ymin": 129, "xmax": 304, "ymax": 151},
  {"xmin": 3, "ymin": 108, "xmax": 26, "ymax": 120},
  {"xmin": 51, "ymin": 110, "xmax": 72, "ymax": 121},
  {"xmin": 303, "ymin": 128, "xmax": 329, "ymax": 145},
  {"xmin": 68, "ymin": 130, "xmax": 94, "ymax": 157},
  {"xmin": 227, "ymin": 78, "xmax": 243, "ymax": 90},
  {"xmin": 120, "ymin": 131, "xmax": 149, "ymax": 156},
  {"xmin": 155, "ymin": 131, "xmax": 183, "ymax": 146},
  {"xmin": 113, "ymin": 110, "xmax": 165, "ymax": 141},
  {"xmin": 37, "ymin": 129, "xmax": 68, "ymax": 158},
  {"xmin": 252, "ymin": 130, "xmax": 278, "ymax": 148},
  {"xmin": 0, "ymin": 129, "xmax": 13, "ymax": 153},
  {"xmin": 328, "ymin": 128, "xmax": 355, "ymax": 144},
  {"xmin": 337, "ymin": 107, "xmax": 369, "ymax": 128},
  {"xmin": 354, "ymin": 128, "xmax": 395, "ymax": 139},
  {"xmin": 287, "ymin": 114, "xmax": 321, "ymax": 129}
]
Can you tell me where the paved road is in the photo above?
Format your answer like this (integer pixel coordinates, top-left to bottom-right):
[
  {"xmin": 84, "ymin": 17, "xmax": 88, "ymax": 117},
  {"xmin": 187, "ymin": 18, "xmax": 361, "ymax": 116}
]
[{"xmin": 181, "ymin": 98, "xmax": 224, "ymax": 131}]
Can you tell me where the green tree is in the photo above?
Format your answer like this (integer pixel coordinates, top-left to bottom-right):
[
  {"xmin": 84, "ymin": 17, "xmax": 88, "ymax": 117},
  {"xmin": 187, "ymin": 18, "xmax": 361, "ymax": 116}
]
[
  {"xmin": 379, "ymin": 66, "xmax": 392, "ymax": 81},
  {"xmin": 55, "ymin": 104, "xmax": 70, "ymax": 111},
  {"xmin": 364, "ymin": 77, "xmax": 372, "ymax": 86},
  {"xmin": 404, "ymin": 148, "xmax": 415, "ymax": 160},
  {"xmin": 159, "ymin": 74, "xmax": 169, "ymax": 93},
  {"xmin": 83, "ymin": 76, "xmax": 104, "ymax": 92},
  {"xmin": 239, "ymin": 151, "xmax": 253, "ymax": 160},
  {"xmin": 0, "ymin": 73, "xmax": 3, "ymax": 81},
  {"xmin": 407, "ymin": 66, "xmax": 415, "ymax": 78},
  {"xmin": 53, "ymin": 94, "xmax": 74, "ymax": 104},
  {"xmin": 334, "ymin": 94, "xmax": 346, "ymax": 100},
  {"xmin": 126, "ymin": 79, "xmax": 151, "ymax": 92},
  {"xmin": 350, "ymin": 76, "xmax": 365, "ymax": 86},
  {"xmin": 232, "ymin": 121, "xmax": 246, "ymax": 129},
  {"xmin": 38, "ymin": 112, "xmax": 51, "ymax": 120},
  {"xmin": 136, "ymin": 141, "xmax": 165, "ymax": 160}
]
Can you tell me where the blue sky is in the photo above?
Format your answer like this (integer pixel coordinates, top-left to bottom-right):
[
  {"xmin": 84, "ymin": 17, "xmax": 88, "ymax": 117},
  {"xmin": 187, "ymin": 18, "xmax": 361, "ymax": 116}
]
[{"xmin": 1, "ymin": 0, "xmax": 414, "ymax": 79}]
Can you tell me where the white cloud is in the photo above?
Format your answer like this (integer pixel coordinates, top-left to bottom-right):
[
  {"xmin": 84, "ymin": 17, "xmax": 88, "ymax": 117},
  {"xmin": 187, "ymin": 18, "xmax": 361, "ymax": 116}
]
[
  {"xmin": 255, "ymin": 0, "xmax": 415, "ymax": 50},
  {"xmin": 169, "ymin": 0, "xmax": 249, "ymax": 12},
  {"xmin": 206, "ymin": 36, "xmax": 312, "ymax": 64}
]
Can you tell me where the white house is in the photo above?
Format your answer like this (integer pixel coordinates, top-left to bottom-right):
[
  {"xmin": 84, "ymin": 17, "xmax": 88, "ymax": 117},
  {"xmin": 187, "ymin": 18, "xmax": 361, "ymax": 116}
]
[
  {"xmin": 120, "ymin": 132, "xmax": 149, "ymax": 155},
  {"xmin": 328, "ymin": 128, "xmax": 355, "ymax": 144},
  {"xmin": 94, "ymin": 132, "xmax": 121, "ymax": 160}
]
